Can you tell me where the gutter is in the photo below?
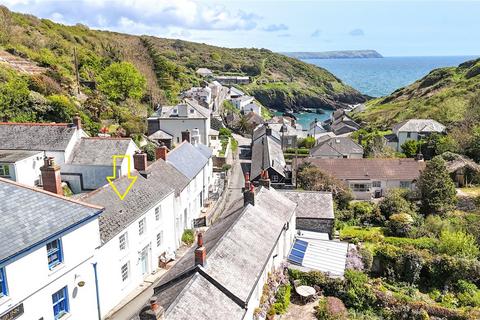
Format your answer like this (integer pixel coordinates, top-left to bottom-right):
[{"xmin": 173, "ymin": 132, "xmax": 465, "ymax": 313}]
[{"xmin": 93, "ymin": 262, "xmax": 102, "ymax": 320}]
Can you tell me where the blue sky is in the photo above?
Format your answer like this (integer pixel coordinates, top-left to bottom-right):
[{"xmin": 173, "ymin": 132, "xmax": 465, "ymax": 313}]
[{"xmin": 2, "ymin": 0, "xmax": 480, "ymax": 56}]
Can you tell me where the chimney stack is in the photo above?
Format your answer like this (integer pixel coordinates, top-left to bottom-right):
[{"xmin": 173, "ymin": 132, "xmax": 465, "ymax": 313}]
[
  {"xmin": 191, "ymin": 128, "xmax": 201, "ymax": 145},
  {"xmin": 244, "ymin": 172, "xmax": 251, "ymax": 191},
  {"xmin": 139, "ymin": 297, "xmax": 165, "ymax": 320},
  {"xmin": 265, "ymin": 125, "xmax": 272, "ymax": 136},
  {"xmin": 73, "ymin": 114, "xmax": 81, "ymax": 130},
  {"xmin": 133, "ymin": 152, "xmax": 148, "ymax": 172},
  {"xmin": 194, "ymin": 233, "xmax": 207, "ymax": 267},
  {"xmin": 40, "ymin": 157, "xmax": 63, "ymax": 195},
  {"xmin": 155, "ymin": 145, "xmax": 168, "ymax": 161},
  {"xmin": 259, "ymin": 170, "xmax": 271, "ymax": 189},
  {"xmin": 181, "ymin": 130, "xmax": 191, "ymax": 143},
  {"xmin": 415, "ymin": 153, "xmax": 424, "ymax": 162},
  {"xmin": 243, "ymin": 173, "xmax": 255, "ymax": 207}
]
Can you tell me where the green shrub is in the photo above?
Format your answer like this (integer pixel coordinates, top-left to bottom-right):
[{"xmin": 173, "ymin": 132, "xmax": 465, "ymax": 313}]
[
  {"xmin": 383, "ymin": 237, "xmax": 438, "ymax": 251},
  {"xmin": 181, "ymin": 229, "xmax": 195, "ymax": 245},
  {"xmin": 272, "ymin": 284, "xmax": 291, "ymax": 314},
  {"xmin": 298, "ymin": 136, "xmax": 316, "ymax": 148},
  {"xmin": 219, "ymin": 127, "xmax": 232, "ymax": 138},
  {"xmin": 456, "ymin": 280, "xmax": 480, "ymax": 307},
  {"xmin": 141, "ymin": 142, "xmax": 156, "ymax": 161},
  {"xmin": 437, "ymin": 230, "xmax": 480, "ymax": 259},
  {"xmin": 342, "ymin": 270, "xmax": 376, "ymax": 310},
  {"xmin": 340, "ymin": 226, "xmax": 384, "ymax": 242},
  {"xmin": 387, "ymin": 213, "xmax": 414, "ymax": 237},
  {"xmin": 378, "ymin": 188, "xmax": 412, "ymax": 219},
  {"xmin": 316, "ymin": 296, "xmax": 348, "ymax": 320}
]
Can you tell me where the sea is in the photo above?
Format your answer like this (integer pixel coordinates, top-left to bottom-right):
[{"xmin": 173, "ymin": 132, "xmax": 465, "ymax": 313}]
[{"xmin": 278, "ymin": 56, "xmax": 478, "ymax": 129}]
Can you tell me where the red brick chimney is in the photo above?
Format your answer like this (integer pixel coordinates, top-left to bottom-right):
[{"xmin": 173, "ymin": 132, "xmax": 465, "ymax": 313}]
[
  {"xmin": 155, "ymin": 146, "xmax": 168, "ymax": 161},
  {"xmin": 243, "ymin": 173, "xmax": 255, "ymax": 207},
  {"xmin": 72, "ymin": 114, "xmax": 81, "ymax": 130},
  {"xmin": 259, "ymin": 170, "xmax": 271, "ymax": 189},
  {"xmin": 133, "ymin": 152, "xmax": 147, "ymax": 172},
  {"xmin": 194, "ymin": 233, "xmax": 206, "ymax": 267},
  {"xmin": 181, "ymin": 130, "xmax": 191, "ymax": 143},
  {"xmin": 40, "ymin": 157, "xmax": 63, "ymax": 195}
]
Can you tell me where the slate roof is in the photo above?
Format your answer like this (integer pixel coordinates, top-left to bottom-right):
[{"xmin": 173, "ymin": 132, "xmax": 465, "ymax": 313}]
[
  {"xmin": 82, "ymin": 160, "xmax": 175, "ymax": 243},
  {"xmin": 0, "ymin": 178, "xmax": 102, "ymax": 264},
  {"xmin": 245, "ymin": 111, "xmax": 265, "ymax": 125},
  {"xmin": 68, "ymin": 138, "xmax": 135, "ymax": 166},
  {"xmin": 148, "ymin": 129, "xmax": 173, "ymax": 140},
  {"xmin": 151, "ymin": 99, "xmax": 211, "ymax": 119},
  {"xmin": 310, "ymin": 137, "xmax": 364, "ymax": 157},
  {"xmin": 251, "ymin": 135, "xmax": 286, "ymax": 180},
  {"xmin": 0, "ymin": 122, "xmax": 78, "ymax": 151},
  {"xmin": 279, "ymin": 190, "xmax": 334, "ymax": 219},
  {"xmin": 0, "ymin": 149, "xmax": 42, "ymax": 163},
  {"xmin": 298, "ymin": 158, "xmax": 426, "ymax": 181},
  {"xmin": 148, "ymin": 187, "xmax": 296, "ymax": 320},
  {"xmin": 384, "ymin": 133, "xmax": 399, "ymax": 143},
  {"xmin": 332, "ymin": 122, "xmax": 359, "ymax": 135},
  {"xmin": 167, "ymin": 142, "xmax": 210, "ymax": 180},
  {"xmin": 393, "ymin": 119, "xmax": 446, "ymax": 133},
  {"xmin": 252, "ymin": 124, "xmax": 281, "ymax": 142},
  {"xmin": 229, "ymin": 87, "xmax": 245, "ymax": 97}
]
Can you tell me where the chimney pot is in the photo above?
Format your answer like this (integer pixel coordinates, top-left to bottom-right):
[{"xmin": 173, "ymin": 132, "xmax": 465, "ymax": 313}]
[
  {"xmin": 73, "ymin": 114, "xmax": 81, "ymax": 130},
  {"xmin": 40, "ymin": 157, "xmax": 63, "ymax": 195},
  {"xmin": 133, "ymin": 152, "xmax": 148, "ymax": 172},
  {"xmin": 259, "ymin": 170, "xmax": 271, "ymax": 189},
  {"xmin": 155, "ymin": 146, "xmax": 168, "ymax": 161}
]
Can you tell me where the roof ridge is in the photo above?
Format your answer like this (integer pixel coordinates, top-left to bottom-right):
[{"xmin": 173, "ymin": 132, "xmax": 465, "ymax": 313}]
[
  {"xmin": 0, "ymin": 177, "xmax": 104, "ymax": 210},
  {"xmin": 82, "ymin": 137, "xmax": 132, "ymax": 140},
  {"xmin": 0, "ymin": 122, "xmax": 70, "ymax": 126}
]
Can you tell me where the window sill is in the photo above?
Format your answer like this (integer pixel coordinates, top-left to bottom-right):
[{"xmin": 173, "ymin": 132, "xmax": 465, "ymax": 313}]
[
  {"xmin": 57, "ymin": 312, "xmax": 71, "ymax": 320},
  {"xmin": 48, "ymin": 263, "xmax": 66, "ymax": 276},
  {"xmin": 0, "ymin": 296, "xmax": 12, "ymax": 308}
]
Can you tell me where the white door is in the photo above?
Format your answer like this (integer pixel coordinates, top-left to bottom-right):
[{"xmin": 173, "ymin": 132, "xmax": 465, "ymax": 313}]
[{"xmin": 140, "ymin": 247, "xmax": 149, "ymax": 276}]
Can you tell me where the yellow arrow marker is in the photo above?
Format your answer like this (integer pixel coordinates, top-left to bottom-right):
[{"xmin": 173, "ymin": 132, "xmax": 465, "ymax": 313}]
[{"xmin": 107, "ymin": 155, "xmax": 137, "ymax": 201}]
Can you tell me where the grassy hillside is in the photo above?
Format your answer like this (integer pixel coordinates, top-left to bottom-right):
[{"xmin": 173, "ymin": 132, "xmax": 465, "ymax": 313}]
[
  {"xmin": 0, "ymin": 6, "xmax": 364, "ymax": 137},
  {"xmin": 356, "ymin": 57, "xmax": 480, "ymax": 129}
]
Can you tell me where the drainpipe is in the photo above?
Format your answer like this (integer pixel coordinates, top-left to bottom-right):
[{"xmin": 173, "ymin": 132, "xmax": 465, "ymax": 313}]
[{"xmin": 92, "ymin": 262, "xmax": 101, "ymax": 320}]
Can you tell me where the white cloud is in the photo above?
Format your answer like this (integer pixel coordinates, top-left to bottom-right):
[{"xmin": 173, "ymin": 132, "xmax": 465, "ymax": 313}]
[{"xmin": 1, "ymin": 0, "xmax": 259, "ymax": 31}]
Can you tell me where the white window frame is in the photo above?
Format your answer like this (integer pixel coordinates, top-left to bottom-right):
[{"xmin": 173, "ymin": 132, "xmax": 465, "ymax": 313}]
[
  {"xmin": 372, "ymin": 181, "xmax": 381, "ymax": 188},
  {"xmin": 121, "ymin": 262, "xmax": 130, "ymax": 282},
  {"xmin": 155, "ymin": 206, "xmax": 162, "ymax": 221},
  {"xmin": 119, "ymin": 232, "xmax": 128, "ymax": 251},
  {"xmin": 138, "ymin": 218, "xmax": 146, "ymax": 236},
  {"xmin": 400, "ymin": 181, "xmax": 412, "ymax": 189},
  {"xmin": 156, "ymin": 231, "xmax": 164, "ymax": 247}
]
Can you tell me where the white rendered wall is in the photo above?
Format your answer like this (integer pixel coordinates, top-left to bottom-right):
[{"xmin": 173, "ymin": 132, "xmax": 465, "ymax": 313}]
[
  {"xmin": 95, "ymin": 192, "xmax": 176, "ymax": 317},
  {"xmin": 0, "ymin": 219, "xmax": 100, "ymax": 320}
]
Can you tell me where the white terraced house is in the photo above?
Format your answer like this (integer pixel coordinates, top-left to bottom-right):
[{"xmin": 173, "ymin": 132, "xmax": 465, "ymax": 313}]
[
  {"xmin": 0, "ymin": 118, "xmax": 139, "ymax": 193},
  {"xmin": 0, "ymin": 177, "xmax": 103, "ymax": 320}
]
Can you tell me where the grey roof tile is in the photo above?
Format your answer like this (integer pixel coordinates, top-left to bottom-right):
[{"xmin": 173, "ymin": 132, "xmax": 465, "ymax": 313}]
[
  {"xmin": 279, "ymin": 190, "xmax": 334, "ymax": 219},
  {"xmin": 0, "ymin": 123, "xmax": 78, "ymax": 151},
  {"xmin": 150, "ymin": 187, "xmax": 296, "ymax": 319},
  {"xmin": 0, "ymin": 178, "xmax": 102, "ymax": 264},
  {"xmin": 167, "ymin": 142, "xmax": 209, "ymax": 180},
  {"xmin": 0, "ymin": 150, "xmax": 42, "ymax": 163},
  {"xmin": 251, "ymin": 135, "xmax": 286, "ymax": 180},
  {"xmin": 82, "ymin": 160, "xmax": 176, "ymax": 243},
  {"xmin": 68, "ymin": 138, "xmax": 136, "ymax": 165}
]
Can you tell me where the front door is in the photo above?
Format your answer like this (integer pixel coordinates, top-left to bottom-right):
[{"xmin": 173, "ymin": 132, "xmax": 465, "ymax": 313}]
[{"xmin": 140, "ymin": 246, "xmax": 149, "ymax": 276}]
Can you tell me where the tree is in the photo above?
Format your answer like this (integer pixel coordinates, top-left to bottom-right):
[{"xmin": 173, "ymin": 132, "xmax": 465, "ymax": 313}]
[
  {"xmin": 379, "ymin": 188, "xmax": 413, "ymax": 219},
  {"xmin": 401, "ymin": 140, "xmax": 420, "ymax": 158},
  {"xmin": 298, "ymin": 136, "xmax": 315, "ymax": 149},
  {"xmin": 297, "ymin": 163, "xmax": 353, "ymax": 209},
  {"xmin": 98, "ymin": 62, "xmax": 146, "ymax": 102},
  {"xmin": 417, "ymin": 156, "xmax": 457, "ymax": 215},
  {"xmin": 421, "ymin": 133, "xmax": 459, "ymax": 159},
  {"xmin": 364, "ymin": 134, "xmax": 396, "ymax": 158}
]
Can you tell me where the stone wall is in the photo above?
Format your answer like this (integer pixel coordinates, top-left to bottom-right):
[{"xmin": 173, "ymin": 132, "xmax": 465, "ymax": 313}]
[{"xmin": 296, "ymin": 218, "xmax": 334, "ymax": 238}]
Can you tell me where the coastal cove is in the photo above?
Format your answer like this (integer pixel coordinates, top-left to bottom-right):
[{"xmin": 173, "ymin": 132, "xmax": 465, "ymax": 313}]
[
  {"xmin": 273, "ymin": 109, "xmax": 333, "ymax": 129},
  {"xmin": 305, "ymin": 56, "xmax": 479, "ymax": 97}
]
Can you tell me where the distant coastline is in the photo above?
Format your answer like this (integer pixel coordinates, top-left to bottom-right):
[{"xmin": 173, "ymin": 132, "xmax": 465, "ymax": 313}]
[{"xmin": 282, "ymin": 50, "xmax": 383, "ymax": 59}]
